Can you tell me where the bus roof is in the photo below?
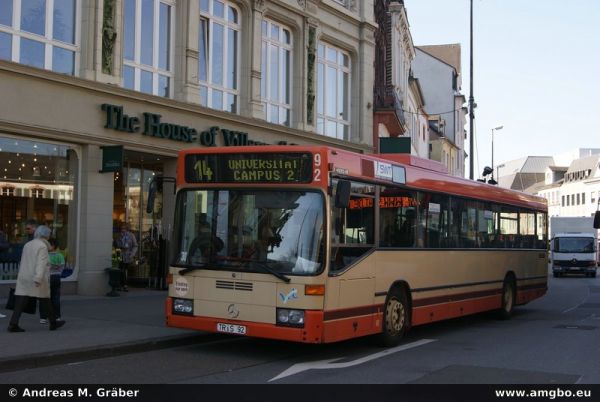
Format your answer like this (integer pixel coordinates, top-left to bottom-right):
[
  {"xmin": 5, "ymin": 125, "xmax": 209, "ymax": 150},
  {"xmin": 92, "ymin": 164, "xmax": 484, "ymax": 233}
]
[{"xmin": 179, "ymin": 145, "xmax": 548, "ymax": 211}]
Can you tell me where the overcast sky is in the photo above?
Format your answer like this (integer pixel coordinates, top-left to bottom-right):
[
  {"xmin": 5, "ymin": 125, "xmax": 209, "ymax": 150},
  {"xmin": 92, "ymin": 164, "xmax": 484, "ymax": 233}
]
[{"xmin": 403, "ymin": 0, "xmax": 600, "ymax": 178}]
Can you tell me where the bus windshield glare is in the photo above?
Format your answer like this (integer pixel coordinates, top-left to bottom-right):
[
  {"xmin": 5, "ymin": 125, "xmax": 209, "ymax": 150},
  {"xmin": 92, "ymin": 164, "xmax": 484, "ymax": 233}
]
[{"xmin": 173, "ymin": 190, "xmax": 325, "ymax": 276}]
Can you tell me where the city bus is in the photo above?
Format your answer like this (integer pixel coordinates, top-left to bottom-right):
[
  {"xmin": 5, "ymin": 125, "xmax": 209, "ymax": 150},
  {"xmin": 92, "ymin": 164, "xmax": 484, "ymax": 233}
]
[{"xmin": 151, "ymin": 145, "xmax": 548, "ymax": 345}]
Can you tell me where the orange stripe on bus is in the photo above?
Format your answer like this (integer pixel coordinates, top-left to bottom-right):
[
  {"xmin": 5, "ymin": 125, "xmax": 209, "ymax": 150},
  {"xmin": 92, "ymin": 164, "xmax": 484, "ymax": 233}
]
[
  {"xmin": 412, "ymin": 295, "xmax": 502, "ymax": 326},
  {"xmin": 323, "ymin": 304, "xmax": 384, "ymax": 321}
]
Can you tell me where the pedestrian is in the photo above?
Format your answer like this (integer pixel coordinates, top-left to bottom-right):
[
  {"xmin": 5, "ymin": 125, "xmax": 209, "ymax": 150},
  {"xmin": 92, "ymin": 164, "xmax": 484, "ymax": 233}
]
[
  {"xmin": 39, "ymin": 238, "xmax": 64, "ymax": 324},
  {"xmin": 116, "ymin": 223, "xmax": 137, "ymax": 292},
  {"xmin": 7, "ymin": 225, "xmax": 66, "ymax": 332},
  {"xmin": 24, "ymin": 219, "xmax": 38, "ymax": 242}
]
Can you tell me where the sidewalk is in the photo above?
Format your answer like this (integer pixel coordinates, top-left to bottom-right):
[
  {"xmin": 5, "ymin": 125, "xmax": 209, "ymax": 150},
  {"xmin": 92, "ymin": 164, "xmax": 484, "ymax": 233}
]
[{"xmin": 0, "ymin": 289, "xmax": 210, "ymax": 373}]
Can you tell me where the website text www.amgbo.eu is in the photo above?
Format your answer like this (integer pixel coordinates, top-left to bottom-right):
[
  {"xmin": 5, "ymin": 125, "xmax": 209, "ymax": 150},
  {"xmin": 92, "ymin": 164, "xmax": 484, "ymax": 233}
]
[{"xmin": 495, "ymin": 388, "xmax": 591, "ymax": 400}]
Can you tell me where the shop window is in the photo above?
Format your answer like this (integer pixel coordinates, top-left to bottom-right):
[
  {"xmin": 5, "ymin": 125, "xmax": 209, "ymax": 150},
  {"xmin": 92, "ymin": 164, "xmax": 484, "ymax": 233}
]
[
  {"xmin": 112, "ymin": 161, "xmax": 163, "ymax": 283},
  {"xmin": 1, "ymin": 186, "xmax": 15, "ymax": 196},
  {"xmin": 123, "ymin": 0, "xmax": 174, "ymax": 97},
  {"xmin": 261, "ymin": 18, "xmax": 292, "ymax": 126},
  {"xmin": 0, "ymin": 0, "xmax": 78, "ymax": 74},
  {"xmin": 316, "ymin": 42, "xmax": 350, "ymax": 140},
  {"xmin": 0, "ymin": 136, "xmax": 79, "ymax": 282},
  {"xmin": 31, "ymin": 187, "xmax": 44, "ymax": 198},
  {"xmin": 198, "ymin": 0, "xmax": 240, "ymax": 113}
]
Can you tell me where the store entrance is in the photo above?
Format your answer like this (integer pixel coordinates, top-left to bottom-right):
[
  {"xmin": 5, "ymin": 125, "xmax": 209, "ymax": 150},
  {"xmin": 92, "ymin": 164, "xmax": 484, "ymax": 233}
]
[{"xmin": 113, "ymin": 151, "xmax": 169, "ymax": 289}]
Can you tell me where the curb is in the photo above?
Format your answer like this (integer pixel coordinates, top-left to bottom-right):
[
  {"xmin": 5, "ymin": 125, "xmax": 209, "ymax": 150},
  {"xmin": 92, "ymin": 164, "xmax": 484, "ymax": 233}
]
[{"xmin": 0, "ymin": 332, "xmax": 220, "ymax": 374}]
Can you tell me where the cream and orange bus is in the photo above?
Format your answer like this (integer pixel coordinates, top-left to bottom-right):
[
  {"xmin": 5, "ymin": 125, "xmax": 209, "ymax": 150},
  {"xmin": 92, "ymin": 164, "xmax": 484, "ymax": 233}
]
[{"xmin": 149, "ymin": 145, "xmax": 548, "ymax": 345}]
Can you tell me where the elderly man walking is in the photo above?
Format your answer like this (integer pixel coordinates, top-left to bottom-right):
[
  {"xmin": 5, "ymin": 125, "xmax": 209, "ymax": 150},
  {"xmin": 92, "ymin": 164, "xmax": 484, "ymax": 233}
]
[{"xmin": 7, "ymin": 225, "xmax": 66, "ymax": 332}]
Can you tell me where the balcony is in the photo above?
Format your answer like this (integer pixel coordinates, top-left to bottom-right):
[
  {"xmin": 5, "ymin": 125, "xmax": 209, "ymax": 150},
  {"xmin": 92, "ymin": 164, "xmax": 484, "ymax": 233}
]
[{"xmin": 374, "ymin": 84, "xmax": 406, "ymax": 136}]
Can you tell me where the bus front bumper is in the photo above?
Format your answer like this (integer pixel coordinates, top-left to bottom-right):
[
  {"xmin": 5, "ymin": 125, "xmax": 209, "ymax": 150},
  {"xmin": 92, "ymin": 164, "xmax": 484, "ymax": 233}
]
[{"xmin": 165, "ymin": 298, "xmax": 325, "ymax": 343}]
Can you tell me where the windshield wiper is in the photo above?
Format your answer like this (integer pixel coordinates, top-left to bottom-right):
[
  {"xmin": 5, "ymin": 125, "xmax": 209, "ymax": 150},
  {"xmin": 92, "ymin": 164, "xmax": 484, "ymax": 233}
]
[
  {"xmin": 178, "ymin": 264, "xmax": 207, "ymax": 275},
  {"xmin": 244, "ymin": 260, "xmax": 291, "ymax": 283},
  {"xmin": 178, "ymin": 260, "xmax": 226, "ymax": 275}
]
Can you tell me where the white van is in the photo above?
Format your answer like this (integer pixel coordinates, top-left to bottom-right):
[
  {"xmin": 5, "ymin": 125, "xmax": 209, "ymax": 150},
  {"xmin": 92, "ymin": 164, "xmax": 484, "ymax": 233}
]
[{"xmin": 551, "ymin": 233, "xmax": 597, "ymax": 278}]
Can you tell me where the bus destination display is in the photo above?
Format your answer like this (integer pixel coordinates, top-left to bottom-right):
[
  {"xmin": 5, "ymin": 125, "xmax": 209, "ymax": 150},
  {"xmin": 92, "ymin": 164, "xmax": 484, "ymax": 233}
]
[{"xmin": 185, "ymin": 153, "xmax": 313, "ymax": 183}]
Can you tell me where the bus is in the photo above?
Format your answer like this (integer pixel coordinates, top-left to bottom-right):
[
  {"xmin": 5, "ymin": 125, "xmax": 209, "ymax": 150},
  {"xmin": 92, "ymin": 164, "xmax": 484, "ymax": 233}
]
[{"xmin": 150, "ymin": 145, "xmax": 548, "ymax": 345}]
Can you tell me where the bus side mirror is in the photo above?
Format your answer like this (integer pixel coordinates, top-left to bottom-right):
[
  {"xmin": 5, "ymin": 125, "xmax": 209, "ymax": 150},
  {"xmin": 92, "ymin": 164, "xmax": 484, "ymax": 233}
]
[
  {"xmin": 146, "ymin": 176, "xmax": 176, "ymax": 214},
  {"xmin": 146, "ymin": 179, "xmax": 157, "ymax": 214},
  {"xmin": 594, "ymin": 211, "xmax": 600, "ymax": 229},
  {"xmin": 334, "ymin": 180, "xmax": 351, "ymax": 209}
]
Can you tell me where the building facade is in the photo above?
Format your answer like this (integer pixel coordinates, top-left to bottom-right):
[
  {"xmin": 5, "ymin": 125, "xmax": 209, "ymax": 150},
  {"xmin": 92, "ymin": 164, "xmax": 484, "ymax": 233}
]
[
  {"xmin": 372, "ymin": 0, "xmax": 411, "ymax": 150},
  {"xmin": 412, "ymin": 45, "xmax": 466, "ymax": 177},
  {"xmin": 0, "ymin": 0, "xmax": 377, "ymax": 295},
  {"xmin": 496, "ymin": 156, "xmax": 554, "ymax": 193},
  {"xmin": 536, "ymin": 153, "xmax": 600, "ymax": 218}
]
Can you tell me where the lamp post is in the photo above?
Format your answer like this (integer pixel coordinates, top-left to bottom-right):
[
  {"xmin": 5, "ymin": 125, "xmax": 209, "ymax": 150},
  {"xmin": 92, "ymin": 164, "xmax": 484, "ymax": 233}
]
[
  {"xmin": 468, "ymin": 0, "xmax": 475, "ymax": 179},
  {"xmin": 491, "ymin": 125, "xmax": 503, "ymax": 181}
]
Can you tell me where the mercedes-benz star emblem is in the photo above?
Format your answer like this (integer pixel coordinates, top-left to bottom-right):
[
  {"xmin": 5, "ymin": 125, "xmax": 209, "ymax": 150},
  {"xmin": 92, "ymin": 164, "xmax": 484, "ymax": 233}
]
[{"xmin": 227, "ymin": 304, "xmax": 240, "ymax": 319}]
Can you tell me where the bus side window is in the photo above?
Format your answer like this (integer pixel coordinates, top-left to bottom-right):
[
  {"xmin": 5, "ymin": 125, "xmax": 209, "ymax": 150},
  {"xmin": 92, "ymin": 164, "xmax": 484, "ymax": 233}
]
[{"xmin": 330, "ymin": 180, "xmax": 375, "ymax": 272}]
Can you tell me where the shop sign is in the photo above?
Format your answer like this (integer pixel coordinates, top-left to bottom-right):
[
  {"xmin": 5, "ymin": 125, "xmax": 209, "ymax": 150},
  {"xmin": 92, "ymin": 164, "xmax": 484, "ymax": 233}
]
[
  {"xmin": 101, "ymin": 104, "xmax": 294, "ymax": 147},
  {"xmin": 99, "ymin": 145, "xmax": 123, "ymax": 173}
]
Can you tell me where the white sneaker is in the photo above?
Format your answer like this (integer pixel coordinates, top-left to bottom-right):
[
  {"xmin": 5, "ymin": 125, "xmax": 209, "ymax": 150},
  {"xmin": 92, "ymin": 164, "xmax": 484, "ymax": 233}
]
[{"xmin": 39, "ymin": 319, "xmax": 48, "ymax": 324}]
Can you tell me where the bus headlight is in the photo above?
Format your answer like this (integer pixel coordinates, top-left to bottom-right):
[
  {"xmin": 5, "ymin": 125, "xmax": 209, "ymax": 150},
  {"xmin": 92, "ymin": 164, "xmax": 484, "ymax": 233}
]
[
  {"xmin": 276, "ymin": 308, "xmax": 305, "ymax": 327},
  {"xmin": 173, "ymin": 298, "xmax": 193, "ymax": 315}
]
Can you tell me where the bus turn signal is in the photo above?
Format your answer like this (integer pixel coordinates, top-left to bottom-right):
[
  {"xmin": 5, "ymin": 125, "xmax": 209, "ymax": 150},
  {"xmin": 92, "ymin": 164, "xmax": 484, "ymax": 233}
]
[{"xmin": 305, "ymin": 284, "xmax": 325, "ymax": 296}]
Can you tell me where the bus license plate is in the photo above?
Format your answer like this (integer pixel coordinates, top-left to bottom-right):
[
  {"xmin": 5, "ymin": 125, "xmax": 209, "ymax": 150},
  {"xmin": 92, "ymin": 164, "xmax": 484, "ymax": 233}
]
[{"xmin": 217, "ymin": 323, "xmax": 247, "ymax": 335}]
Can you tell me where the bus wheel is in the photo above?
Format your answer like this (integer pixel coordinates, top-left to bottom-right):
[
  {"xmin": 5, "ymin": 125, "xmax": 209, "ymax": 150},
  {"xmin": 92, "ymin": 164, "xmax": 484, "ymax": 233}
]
[
  {"xmin": 378, "ymin": 288, "xmax": 409, "ymax": 347},
  {"xmin": 498, "ymin": 276, "xmax": 516, "ymax": 320}
]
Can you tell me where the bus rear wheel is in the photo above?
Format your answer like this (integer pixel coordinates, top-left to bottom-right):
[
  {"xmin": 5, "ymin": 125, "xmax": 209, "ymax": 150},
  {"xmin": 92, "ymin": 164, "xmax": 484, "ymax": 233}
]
[
  {"xmin": 378, "ymin": 288, "xmax": 409, "ymax": 347},
  {"xmin": 498, "ymin": 276, "xmax": 516, "ymax": 320}
]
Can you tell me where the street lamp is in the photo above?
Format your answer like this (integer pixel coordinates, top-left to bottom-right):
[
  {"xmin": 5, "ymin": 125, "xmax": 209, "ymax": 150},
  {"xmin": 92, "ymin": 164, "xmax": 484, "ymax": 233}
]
[
  {"xmin": 491, "ymin": 125, "xmax": 503, "ymax": 181},
  {"xmin": 468, "ymin": 0, "xmax": 475, "ymax": 179}
]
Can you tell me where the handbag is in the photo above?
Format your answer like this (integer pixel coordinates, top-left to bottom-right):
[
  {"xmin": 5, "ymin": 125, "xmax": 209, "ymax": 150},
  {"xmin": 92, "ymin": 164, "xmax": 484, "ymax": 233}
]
[{"xmin": 5, "ymin": 288, "xmax": 37, "ymax": 314}]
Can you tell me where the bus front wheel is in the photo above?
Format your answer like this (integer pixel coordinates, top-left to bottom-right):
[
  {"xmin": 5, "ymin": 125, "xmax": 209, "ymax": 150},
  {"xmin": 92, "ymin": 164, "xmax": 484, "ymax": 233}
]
[
  {"xmin": 498, "ymin": 276, "xmax": 516, "ymax": 320},
  {"xmin": 378, "ymin": 288, "xmax": 409, "ymax": 347}
]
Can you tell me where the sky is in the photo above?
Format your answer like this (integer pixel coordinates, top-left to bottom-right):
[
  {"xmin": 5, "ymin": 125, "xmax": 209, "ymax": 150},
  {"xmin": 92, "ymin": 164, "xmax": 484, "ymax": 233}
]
[{"xmin": 403, "ymin": 0, "xmax": 600, "ymax": 178}]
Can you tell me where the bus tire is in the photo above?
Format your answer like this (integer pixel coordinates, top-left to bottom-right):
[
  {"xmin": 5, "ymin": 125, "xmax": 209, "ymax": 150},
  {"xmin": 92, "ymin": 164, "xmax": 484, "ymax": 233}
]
[
  {"xmin": 377, "ymin": 287, "xmax": 409, "ymax": 347},
  {"xmin": 498, "ymin": 276, "xmax": 516, "ymax": 320}
]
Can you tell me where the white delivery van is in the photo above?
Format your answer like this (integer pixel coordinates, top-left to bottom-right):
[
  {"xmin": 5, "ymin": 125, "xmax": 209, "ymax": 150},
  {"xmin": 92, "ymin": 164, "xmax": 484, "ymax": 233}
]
[{"xmin": 550, "ymin": 217, "xmax": 597, "ymax": 278}]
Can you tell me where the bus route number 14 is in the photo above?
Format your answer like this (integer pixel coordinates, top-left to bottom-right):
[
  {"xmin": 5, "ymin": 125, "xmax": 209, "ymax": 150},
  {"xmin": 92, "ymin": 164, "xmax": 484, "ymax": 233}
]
[{"xmin": 194, "ymin": 160, "xmax": 214, "ymax": 181}]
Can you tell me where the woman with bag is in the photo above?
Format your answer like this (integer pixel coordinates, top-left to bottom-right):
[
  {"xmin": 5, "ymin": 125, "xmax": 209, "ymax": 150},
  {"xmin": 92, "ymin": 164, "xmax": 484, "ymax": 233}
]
[{"xmin": 7, "ymin": 225, "xmax": 66, "ymax": 332}]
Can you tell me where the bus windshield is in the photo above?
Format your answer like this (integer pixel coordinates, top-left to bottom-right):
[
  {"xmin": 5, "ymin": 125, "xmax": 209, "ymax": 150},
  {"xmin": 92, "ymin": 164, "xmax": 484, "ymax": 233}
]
[
  {"xmin": 554, "ymin": 237, "xmax": 595, "ymax": 253},
  {"xmin": 173, "ymin": 189, "xmax": 325, "ymax": 276}
]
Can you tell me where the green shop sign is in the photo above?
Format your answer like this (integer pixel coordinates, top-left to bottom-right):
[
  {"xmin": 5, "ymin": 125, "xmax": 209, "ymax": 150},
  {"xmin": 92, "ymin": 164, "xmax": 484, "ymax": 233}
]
[
  {"xmin": 99, "ymin": 145, "xmax": 123, "ymax": 173},
  {"xmin": 101, "ymin": 104, "xmax": 293, "ymax": 147}
]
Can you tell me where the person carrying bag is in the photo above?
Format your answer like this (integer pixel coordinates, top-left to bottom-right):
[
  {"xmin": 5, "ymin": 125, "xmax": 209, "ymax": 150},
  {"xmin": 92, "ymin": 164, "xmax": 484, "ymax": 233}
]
[{"xmin": 7, "ymin": 225, "xmax": 66, "ymax": 332}]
